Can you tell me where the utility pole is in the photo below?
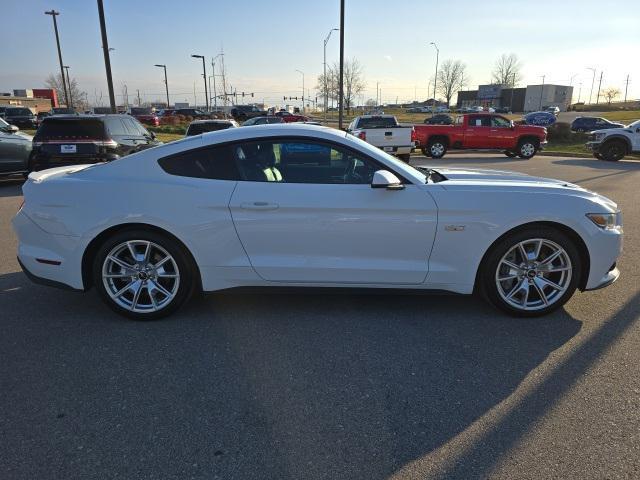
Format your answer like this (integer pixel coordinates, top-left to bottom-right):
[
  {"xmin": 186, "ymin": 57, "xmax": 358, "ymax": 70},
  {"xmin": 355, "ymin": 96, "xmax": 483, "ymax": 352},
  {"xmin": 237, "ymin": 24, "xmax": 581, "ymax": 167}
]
[
  {"xmin": 295, "ymin": 69, "xmax": 305, "ymax": 113},
  {"xmin": 596, "ymin": 71, "xmax": 603, "ymax": 105},
  {"xmin": 211, "ymin": 53, "xmax": 223, "ymax": 111},
  {"xmin": 323, "ymin": 28, "xmax": 338, "ymax": 122},
  {"xmin": 136, "ymin": 89, "xmax": 141, "ymax": 106},
  {"xmin": 96, "ymin": 0, "xmax": 116, "ymax": 113},
  {"xmin": 429, "ymin": 42, "xmax": 439, "ymax": 115},
  {"xmin": 44, "ymin": 10, "xmax": 69, "ymax": 108},
  {"xmin": 539, "ymin": 75, "xmax": 546, "ymax": 110},
  {"xmin": 577, "ymin": 82, "xmax": 583, "ymax": 103},
  {"xmin": 376, "ymin": 81, "xmax": 379, "ymax": 106},
  {"xmin": 586, "ymin": 67, "xmax": 596, "ymax": 105},
  {"xmin": 510, "ymin": 72, "xmax": 515, "ymax": 111},
  {"xmin": 338, "ymin": 0, "xmax": 345, "ymax": 129},
  {"xmin": 624, "ymin": 74, "xmax": 630, "ymax": 103},
  {"xmin": 63, "ymin": 65, "xmax": 73, "ymax": 108}
]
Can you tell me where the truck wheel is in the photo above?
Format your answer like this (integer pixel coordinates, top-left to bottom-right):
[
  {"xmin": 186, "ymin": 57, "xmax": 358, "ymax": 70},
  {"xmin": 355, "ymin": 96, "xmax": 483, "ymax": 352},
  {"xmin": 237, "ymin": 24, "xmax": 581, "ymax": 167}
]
[
  {"xmin": 504, "ymin": 151, "xmax": 517, "ymax": 158},
  {"xmin": 517, "ymin": 139, "xmax": 538, "ymax": 159},
  {"xmin": 600, "ymin": 140, "xmax": 626, "ymax": 161},
  {"xmin": 428, "ymin": 140, "xmax": 447, "ymax": 159},
  {"xmin": 397, "ymin": 153, "xmax": 411, "ymax": 162}
]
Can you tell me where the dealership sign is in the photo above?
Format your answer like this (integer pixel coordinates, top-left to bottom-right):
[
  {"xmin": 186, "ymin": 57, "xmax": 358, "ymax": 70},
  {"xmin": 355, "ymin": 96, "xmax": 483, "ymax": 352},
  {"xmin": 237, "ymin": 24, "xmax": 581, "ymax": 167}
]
[{"xmin": 524, "ymin": 111, "xmax": 557, "ymax": 126}]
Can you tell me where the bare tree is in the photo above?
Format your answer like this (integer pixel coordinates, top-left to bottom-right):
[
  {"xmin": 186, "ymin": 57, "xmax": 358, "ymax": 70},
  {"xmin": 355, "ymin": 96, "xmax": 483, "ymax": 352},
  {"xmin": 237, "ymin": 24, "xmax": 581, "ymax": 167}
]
[
  {"xmin": 601, "ymin": 87, "xmax": 621, "ymax": 104},
  {"xmin": 337, "ymin": 58, "xmax": 366, "ymax": 114},
  {"xmin": 365, "ymin": 98, "xmax": 377, "ymax": 107},
  {"xmin": 491, "ymin": 53, "xmax": 522, "ymax": 87},
  {"xmin": 436, "ymin": 59, "xmax": 467, "ymax": 106},
  {"xmin": 315, "ymin": 65, "xmax": 338, "ymax": 108},
  {"xmin": 45, "ymin": 73, "xmax": 88, "ymax": 110}
]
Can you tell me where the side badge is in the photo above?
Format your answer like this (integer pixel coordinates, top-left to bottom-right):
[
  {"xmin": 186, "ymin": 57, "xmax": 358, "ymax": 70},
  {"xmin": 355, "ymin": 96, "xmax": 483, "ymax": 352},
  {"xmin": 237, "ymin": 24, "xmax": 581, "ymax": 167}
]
[{"xmin": 445, "ymin": 225, "xmax": 465, "ymax": 232}]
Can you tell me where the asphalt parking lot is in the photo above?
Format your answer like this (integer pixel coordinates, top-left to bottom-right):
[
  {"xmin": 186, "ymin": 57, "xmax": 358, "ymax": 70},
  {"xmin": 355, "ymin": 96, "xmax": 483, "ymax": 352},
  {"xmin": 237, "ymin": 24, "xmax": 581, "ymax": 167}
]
[{"xmin": 1, "ymin": 153, "xmax": 639, "ymax": 480}]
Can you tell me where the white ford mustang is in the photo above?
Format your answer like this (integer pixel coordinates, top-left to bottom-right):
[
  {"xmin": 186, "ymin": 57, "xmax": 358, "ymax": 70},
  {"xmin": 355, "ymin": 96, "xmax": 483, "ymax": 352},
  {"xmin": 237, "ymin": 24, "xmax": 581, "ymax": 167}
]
[{"xmin": 13, "ymin": 124, "xmax": 622, "ymax": 320}]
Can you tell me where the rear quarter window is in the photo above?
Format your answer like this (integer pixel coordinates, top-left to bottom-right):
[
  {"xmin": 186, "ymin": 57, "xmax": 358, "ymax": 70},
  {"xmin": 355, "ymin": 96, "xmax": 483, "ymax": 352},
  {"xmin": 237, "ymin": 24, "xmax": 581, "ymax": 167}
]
[{"xmin": 158, "ymin": 145, "xmax": 240, "ymax": 180}]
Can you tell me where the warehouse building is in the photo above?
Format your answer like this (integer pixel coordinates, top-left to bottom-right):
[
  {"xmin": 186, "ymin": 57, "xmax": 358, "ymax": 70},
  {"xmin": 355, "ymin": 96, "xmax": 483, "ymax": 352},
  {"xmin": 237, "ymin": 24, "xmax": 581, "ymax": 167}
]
[{"xmin": 456, "ymin": 84, "xmax": 573, "ymax": 112}]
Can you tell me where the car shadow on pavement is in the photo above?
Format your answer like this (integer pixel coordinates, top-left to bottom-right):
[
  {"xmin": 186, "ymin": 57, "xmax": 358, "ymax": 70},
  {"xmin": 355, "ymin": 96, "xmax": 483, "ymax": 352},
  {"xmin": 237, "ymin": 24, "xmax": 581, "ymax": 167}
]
[
  {"xmin": 552, "ymin": 157, "xmax": 640, "ymax": 171},
  {"xmin": 0, "ymin": 178, "xmax": 24, "ymax": 197},
  {"xmin": 0, "ymin": 269, "xmax": 586, "ymax": 479}
]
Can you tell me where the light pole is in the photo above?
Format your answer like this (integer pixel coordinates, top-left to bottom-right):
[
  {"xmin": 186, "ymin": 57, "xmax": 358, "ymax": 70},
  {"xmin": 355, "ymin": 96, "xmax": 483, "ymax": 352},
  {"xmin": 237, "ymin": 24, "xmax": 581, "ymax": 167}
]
[
  {"xmin": 211, "ymin": 53, "xmax": 223, "ymax": 111},
  {"xmin": 586, "ymin": 67, "xmax": 596, "ymax": 105},
  {"xmin": 338, "ymin": 0, "xmax": 345, "ymax": 129},
  {"xmin": 539, "ymin": 75, "xmax": 546, "ymax": 110},
  {"xmin": 429, "ymin": 42, "xmax": 439, "ymax": 115},
  {"xmin": 191, "ymin": 54, "xmax": 208, "ymax": 111},
  {"xmin": 154, "ymin": 64, "xmax": 169, "ymax": 108},
  {"xmin": 323, "ymin": 28, "xmax": 339, "ymax": 122},
  {"xmin": 44, "ymin": 10, "xmax": 69, "ymax": 108},
  {"xmin": 295, "ymin": 69, "xmax": 305, "ymax": 113},
  {"xmin": 96, "ymin": 0, "xmax": 116, "ymax": 113},
  {"xmin": 63, "ymin": 66, "xmax": 73, "ymax": 108}
]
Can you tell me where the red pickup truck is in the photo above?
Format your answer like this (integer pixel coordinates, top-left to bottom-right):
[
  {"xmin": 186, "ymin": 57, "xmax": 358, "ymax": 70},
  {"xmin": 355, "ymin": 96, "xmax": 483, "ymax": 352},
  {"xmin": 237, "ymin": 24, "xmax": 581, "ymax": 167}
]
[{"xmin": 413, "ymin": 114, "xmax": 547, "ymax": 159}]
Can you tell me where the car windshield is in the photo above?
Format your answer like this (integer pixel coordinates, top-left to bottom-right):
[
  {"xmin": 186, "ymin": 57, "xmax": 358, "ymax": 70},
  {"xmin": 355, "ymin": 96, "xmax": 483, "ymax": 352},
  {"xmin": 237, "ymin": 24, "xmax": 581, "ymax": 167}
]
[
  {"xmin": 130, "ymin": 107, "xmax": 153, "ymax": 115},
  {"xmin": 357, "ymin": 117, "xmax": 397, "ymax": 128},
  {"xmin": 36, "ymin": 118, "xmax": 106, "ymax": 139},
  {"xmin": 627, "ymin": 120, "xmax": 640, "ymax": 129},
  {"xmin": 7, "ymin": 108, "xmax": 32, "ymax": 115},
  {"xmin": 186, "ymin": 122, "xmax": 232, "ymax": 135}
]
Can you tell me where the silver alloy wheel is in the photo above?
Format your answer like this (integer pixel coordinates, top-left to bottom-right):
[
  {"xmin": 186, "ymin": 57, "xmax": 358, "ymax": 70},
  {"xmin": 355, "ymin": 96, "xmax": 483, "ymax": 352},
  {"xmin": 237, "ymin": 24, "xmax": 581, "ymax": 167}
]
[
  {"xmin": 102, "ymin": 240, "xmax": 180, "ymax": 313},
  {"xmin": 431, "ymin": 142, "xmax": 445, "ymax": 156},
  {"xmin": 520, "ymin": 142, "xmax": 535, "ymax": 157},
  {"xmin": 495, "ymin": 238, "xmax": 572, "ymax": 311}
]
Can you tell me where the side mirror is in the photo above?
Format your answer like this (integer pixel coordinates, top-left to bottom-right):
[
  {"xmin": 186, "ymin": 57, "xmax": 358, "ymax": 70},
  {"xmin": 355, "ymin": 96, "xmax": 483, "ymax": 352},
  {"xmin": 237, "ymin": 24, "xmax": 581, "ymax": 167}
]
[
  {"xmin": 371, "ymin": 170, "xmax": 404, "ymax": 190},
  {"xmin": 8, "ymin": 125, "xmax": 19, "ymax": 133}
]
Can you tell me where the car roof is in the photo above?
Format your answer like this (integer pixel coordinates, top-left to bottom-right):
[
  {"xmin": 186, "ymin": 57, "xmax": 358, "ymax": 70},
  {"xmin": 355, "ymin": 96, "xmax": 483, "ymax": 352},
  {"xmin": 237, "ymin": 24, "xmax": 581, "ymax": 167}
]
[
  {"xmin": 190, "ymin": 119, "xmax": 235, "ymax": 124},
  {"xmin": 42, "ymin": 114, "xmax": 128, "ymax": 120}
]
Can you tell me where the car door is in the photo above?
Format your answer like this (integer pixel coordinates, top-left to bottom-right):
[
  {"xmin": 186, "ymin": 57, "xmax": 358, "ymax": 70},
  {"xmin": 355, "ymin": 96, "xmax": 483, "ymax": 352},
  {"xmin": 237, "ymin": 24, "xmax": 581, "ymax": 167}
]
[
  {"xmin": 228, "ymin": 138, "xmax": 438, "ymax": 284},
  {"xmin": 0, "ymin": 129, "xmax": 27, "ymax": 172},
  {"xmin": 464, "ymin": 115, "xmax": 492, "ymax": 148},
  {"xmin": 489, "ymin": 115, "xmax": 513, "ymax": 148}
]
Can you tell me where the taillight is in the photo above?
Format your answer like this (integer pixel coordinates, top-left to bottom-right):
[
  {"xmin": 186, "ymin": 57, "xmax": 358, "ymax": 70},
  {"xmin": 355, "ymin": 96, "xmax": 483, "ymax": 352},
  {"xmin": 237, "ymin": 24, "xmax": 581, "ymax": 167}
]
[
  {"xmin": 411, "ymin": 127, "xmax": 417, "ymax": 143},
  {"xmin": 358, "ymin": 131, "xmax": 366, "ymax": 141},
  {"xmin": 94, "ymin": 139, "xmax": 118, "ymax": 148}
]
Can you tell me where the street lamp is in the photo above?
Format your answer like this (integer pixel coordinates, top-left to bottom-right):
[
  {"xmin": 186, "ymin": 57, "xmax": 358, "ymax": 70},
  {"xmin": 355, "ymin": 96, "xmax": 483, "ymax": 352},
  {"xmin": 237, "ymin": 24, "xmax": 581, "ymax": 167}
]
[
  {"xmin": 295, "ymin": 69, "xmax": 305, "ymax": 114},
  {"xmin": 191, "ymin": 54, "xmax": 208, "ymax": 111},
  {"xmin": 429, "ymin": 42, "xmax": 439, "ymax": 115},
  {"xmin": 154, "ymin": 64, "xmax": 170, "ymax": 108},
  {"xmin": 323, "ymin": 28, "xmax": 339, "ymax": 121},
  {"xmin": 586, "ymin": 67, "xmax": 596, "ymax": 105},
  {"xmin": 539, "ymin": 74, "xmax": 546, "ymax": 110},
  {"xmin": 44, "ymin": 10, "xmax": 69, "ymax": 107},
  {"xmin": 63, "ymin": 66, "xmax": 73, "ymax": 108}
]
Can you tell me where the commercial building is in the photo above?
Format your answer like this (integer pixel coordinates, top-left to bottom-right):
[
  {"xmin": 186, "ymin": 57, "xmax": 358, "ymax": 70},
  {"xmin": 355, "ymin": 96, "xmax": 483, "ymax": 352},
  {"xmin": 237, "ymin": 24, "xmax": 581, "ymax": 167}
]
[
  {"xmin": 0, "ymin": 88, "xmax": 59, "ymax": 113},
  {"xmin": 456, "ymin": 83, "xmax": 573, "ymax": 112}
]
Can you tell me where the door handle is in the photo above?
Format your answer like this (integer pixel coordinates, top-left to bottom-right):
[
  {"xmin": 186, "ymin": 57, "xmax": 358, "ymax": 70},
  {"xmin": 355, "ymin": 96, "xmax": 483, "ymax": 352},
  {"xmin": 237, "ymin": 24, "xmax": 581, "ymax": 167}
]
[{"xmin": 240, "ymin": 201, "xmax": 279, "ymax": 211}]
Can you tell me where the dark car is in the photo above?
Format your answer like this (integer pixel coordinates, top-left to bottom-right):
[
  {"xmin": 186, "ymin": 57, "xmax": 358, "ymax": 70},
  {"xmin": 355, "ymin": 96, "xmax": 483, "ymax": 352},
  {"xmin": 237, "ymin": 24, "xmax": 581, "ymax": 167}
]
[
  {"xmin": 230, "ymin": 104, "xmax": 267, "ymax": 121},
  {"xmin": 0, "ymin": 117, "xmax": 32, "ymax": 177},
  {"xmin": 570, "ymin": 116, "xmax": 624, "ymax": 133},
  {"xmin": 3, "ymin": 107, "xmax": 37, "ymax": 129},
  {"xmin": 185, "ymin": 119, "xmax": 239, "ymax": 136},
  {"xmin": 423, "ymin": 114, "xmax": 454, "ymax": 125},
  {"xmin": 241, "ymin": 116, "xmax": 285, "ymax": 126},
  {"xmin": 494, "ymin": 106, "xmax": 511, "ymax": 114},
  {"xmin": 30, "ymin": 114, "xmax": 161, "ymax": 171},
  {"xmin": 174, "ymin": 108, "xmax": 211, "ymax": 119},
  {"xmin": 50, "ymin": 107, "xmax": 77, "ymax": 116}
]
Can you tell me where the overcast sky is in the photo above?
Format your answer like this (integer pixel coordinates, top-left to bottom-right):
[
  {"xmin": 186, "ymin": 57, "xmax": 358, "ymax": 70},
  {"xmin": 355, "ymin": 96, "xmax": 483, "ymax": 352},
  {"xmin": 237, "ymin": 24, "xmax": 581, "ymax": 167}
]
[{"xmin": 1, "ymin": 0, "xmax": 638, "ymax": 106}]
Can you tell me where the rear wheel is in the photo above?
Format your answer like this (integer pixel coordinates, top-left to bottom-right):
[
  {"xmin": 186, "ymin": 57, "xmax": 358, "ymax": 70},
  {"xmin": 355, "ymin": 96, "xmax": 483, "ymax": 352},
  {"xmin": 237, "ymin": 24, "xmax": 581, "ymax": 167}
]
[
  {"xmin": 479, "ymin": 227, "xmax": 581, "ymax": 317},
  {"xmin": 427, "ymin": 139, "xmax": 447, "ymax": 159},
  {"xmin": 517, "ymin": 139, "xmax": 538, "ymax": 159},
  {"xmin": 600, "ymin": 140, "xmax": 626, "ymax": 161},
  {"xmin": 93, "ymin": 229, "xmax": 196, "ymax": 320}
]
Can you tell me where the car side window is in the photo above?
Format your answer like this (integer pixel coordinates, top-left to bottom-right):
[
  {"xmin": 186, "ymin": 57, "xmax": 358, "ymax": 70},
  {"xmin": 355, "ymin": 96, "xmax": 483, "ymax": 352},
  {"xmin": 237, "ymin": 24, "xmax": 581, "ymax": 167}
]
[
  {"xmin": 232, "ymin": 139, "xmax": 380, "ymax": 185},
  {"xmin": 468, "ymin": 115, "xmax": 491, "ymax": 127},
  {"xmin": 492, "ymin": 116, "xmax": 511, "ymax": 128},
  {"xmin": 158, "ymin": 145, "xmax": 241, "ymax": 180},
  {"xmin": 104, "ymin": 117, "xmax": 127, "ymax": 136}
]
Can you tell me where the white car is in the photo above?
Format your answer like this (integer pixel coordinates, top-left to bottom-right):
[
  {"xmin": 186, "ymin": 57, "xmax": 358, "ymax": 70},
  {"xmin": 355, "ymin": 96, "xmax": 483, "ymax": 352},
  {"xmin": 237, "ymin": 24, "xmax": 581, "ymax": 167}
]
[{"xmin": 13, "ymin": 124, "xmax": 622, "ymax": 320}]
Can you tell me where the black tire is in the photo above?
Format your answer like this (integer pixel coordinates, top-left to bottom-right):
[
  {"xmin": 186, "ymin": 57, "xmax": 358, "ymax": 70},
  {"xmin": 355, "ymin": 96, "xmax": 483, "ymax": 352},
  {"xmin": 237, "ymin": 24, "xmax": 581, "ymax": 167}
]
[
  {"xmin": 599, "ymin": 140, "xmax": 626, "ymax": 162},
  {"xmin": 478, "ymin": 227, "xmax": 581, "ymax": 317},
  {"xmin": 504, "ymin": 150, "xmax": 517, "ymax": 158},
  {"xmin": 517, "ymin": 139, "xmax": 538, "ymax": 159},
  {"xmin": 427, "ymin": 139, "xmax": 447, "ymax": 159},
  {"xmin": 92, "ymin": 228, "xmax": 197, "ymax": 320},
  {"xmin": 397, "ymin": 153, "xmax": 411, "ymax": 162}
]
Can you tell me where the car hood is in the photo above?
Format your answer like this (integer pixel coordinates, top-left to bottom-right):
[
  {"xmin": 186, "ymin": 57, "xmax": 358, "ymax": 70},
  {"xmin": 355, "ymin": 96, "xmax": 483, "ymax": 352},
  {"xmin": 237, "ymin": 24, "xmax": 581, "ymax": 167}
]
[{"xmin": 429, "ymin": 166, "xmax": 618, "ymax": 209}]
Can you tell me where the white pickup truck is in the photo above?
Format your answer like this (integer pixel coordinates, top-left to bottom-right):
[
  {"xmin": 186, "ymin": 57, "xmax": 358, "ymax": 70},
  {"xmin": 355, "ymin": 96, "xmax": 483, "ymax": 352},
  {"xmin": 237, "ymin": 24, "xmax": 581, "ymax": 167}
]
[
  {"xmin": 347, "ymin": 115, "xmax": 415, "ymax": 161},
  {"xmin": 586, "ymin": 119, "xmax": 640, "ymax": 161}
]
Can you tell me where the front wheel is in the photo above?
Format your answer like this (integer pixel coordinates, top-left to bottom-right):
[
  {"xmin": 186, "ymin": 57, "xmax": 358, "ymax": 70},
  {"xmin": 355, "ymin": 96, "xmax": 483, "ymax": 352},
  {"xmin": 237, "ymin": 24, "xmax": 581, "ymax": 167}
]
[
  {"xmin": 93, "ymin": 229, "xmax": 196, "ymax": 320},
  {"xmin": 600, "ymin": 141, "xmax": 626, "ymax": 161},
  {"xmin": 517, "ymin": 140, "xmax": 538, "ymax": 159},
  {"xmin": 479, "ymin": 227, "xmax": 581, "ymax": 317}
]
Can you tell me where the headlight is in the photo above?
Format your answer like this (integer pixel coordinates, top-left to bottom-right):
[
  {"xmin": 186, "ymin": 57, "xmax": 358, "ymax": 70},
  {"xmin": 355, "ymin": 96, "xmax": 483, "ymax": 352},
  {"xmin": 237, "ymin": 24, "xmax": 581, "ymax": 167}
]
[{"xmin": 586, "ymin": 212, "xmax": 622, "ymax": 230}]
